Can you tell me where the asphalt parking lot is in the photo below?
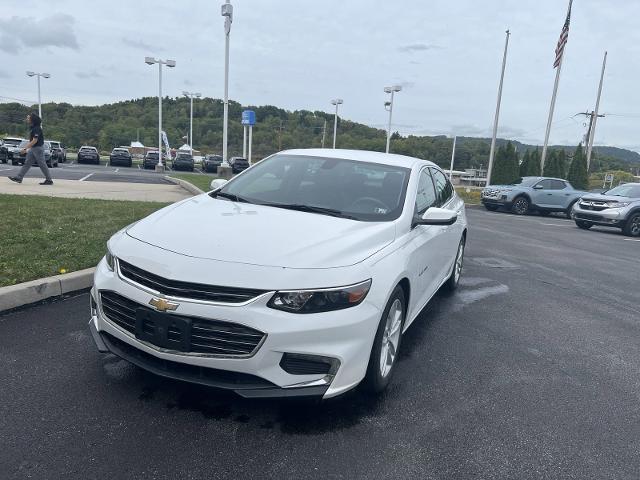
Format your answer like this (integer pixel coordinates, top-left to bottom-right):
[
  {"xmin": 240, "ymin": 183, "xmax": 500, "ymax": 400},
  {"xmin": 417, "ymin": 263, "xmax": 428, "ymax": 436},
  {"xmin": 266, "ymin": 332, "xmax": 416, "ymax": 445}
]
[
  {"xmin": 1, "ymin": 208, "xmax": 639, "ymax": 479},
  {"xmin": 0, "ymin": 161, "xmax": 182, "ymax": 185}
]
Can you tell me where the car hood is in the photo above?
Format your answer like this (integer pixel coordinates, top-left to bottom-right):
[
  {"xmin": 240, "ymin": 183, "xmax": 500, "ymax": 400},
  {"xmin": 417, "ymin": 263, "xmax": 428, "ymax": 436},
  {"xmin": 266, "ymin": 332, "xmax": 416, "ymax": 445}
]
[
  {"xmin": 126, "ymin": 195, "xmax": 396, "ymax": 269},
  {"xmin": 580, "ymin": 194, "xmax": 635, "ymax": 202}
]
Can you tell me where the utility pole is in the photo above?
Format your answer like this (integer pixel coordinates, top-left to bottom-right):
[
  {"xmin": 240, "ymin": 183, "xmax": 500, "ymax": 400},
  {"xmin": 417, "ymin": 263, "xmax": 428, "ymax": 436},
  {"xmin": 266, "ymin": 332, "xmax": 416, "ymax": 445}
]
[
  {"xmin": 321, "ymin": 119, "xmax": 327, "ymax": 148},
  {"xmin": 487, "ymin": 29, "xmax": 510, "ymax": 186},
  {"xmin": 276, "ymin": 120, "xmax": 284, "ymax": 150},
  {"xmin": 577, "ymin": 110, "xmax": 605, "ymax": 151},
  {"xmin": 449, "ymin": 136, "xmax": 457, "ymax": 180},
  {"xmin": 586, "ymin": 51, "xmax": 607, "ymax": 171}
]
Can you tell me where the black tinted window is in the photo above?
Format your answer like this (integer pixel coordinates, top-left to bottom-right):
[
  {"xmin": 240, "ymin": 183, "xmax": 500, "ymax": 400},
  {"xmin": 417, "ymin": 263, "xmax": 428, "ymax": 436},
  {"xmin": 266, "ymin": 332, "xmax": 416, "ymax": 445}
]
[
  {"xmin": 415, "ymin": 169, "xmax": 437, "ymax": 214},
  {"xmin": 430, "ymin": 168, "xmax": 454, "ymax": 206},
  {"xmin": 549, "ymin": 180, "xmax": 567, "ymax": 190},
  {"xmin": 536, "ymin": 179, "xmax": 553, "ymax": 189}
]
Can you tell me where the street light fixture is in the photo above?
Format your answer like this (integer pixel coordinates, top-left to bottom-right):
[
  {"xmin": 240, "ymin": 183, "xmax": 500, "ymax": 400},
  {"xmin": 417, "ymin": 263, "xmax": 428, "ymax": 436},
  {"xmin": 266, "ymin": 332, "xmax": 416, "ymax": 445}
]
[
  {"xmin": 330, "ymin": 98, "xmax": 343, "ymax": 149},
  {"xmin": 26, "ymin": 71, "xmax": 51, "ymax": 119},
  {"xmin": 183, "ymin": 91, "xmax": 201, "ymax": 156},
  {"xmin": 384, "ymin": 85, "xmax": 402, "ymax": 153},
  {"xmin": 145, "ymin": 57, "xmax": 176, "ymax": 172},
  {"xmin": 220, "ymin": 0, "xmax": 233, "ymax": 168}
]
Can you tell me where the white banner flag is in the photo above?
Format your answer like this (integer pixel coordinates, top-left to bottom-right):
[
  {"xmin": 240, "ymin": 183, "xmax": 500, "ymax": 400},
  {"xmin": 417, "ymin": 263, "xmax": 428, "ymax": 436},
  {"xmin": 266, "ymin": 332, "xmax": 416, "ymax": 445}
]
[{"xmin": 161, "ymin": 131, "xmax": 171, "ymax": 160}]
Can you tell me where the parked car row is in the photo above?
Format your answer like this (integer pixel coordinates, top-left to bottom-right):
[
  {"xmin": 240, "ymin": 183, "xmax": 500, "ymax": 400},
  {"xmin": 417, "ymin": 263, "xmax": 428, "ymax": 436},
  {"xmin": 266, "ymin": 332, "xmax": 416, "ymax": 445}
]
[{"xmin": 481, "ymin": 176, "xmax": 640, "ymax": 237}]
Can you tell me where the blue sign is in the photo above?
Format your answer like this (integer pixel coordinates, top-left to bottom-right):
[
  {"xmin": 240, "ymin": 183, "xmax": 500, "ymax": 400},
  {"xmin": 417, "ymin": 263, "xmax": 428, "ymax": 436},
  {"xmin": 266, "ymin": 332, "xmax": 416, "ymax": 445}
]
[{"xmin": 241, "ymin": 110, "xmax": 256, "ymax": 126}]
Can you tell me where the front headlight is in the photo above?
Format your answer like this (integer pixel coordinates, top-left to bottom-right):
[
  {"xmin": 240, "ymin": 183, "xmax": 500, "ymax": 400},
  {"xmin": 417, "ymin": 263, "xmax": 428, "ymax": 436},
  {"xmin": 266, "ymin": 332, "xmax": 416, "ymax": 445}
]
[
  {"xmin": 105, "ymin": 248, "xmax": 115, "ymax": 271},
  {"xmin": 606, "ymin": 202, "xmax": 629, "ymax": 208},
  {"xmin": 268, "ymin": 280, "xmax": 372, "ymax": 314}
]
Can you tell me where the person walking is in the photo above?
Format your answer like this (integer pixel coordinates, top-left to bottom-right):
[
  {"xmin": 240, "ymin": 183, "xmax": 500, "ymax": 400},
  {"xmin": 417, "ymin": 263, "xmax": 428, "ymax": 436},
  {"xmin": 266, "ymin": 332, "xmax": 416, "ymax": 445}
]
[{"xmin": 9, "ymin": 112, "xmax": 53, "ymax": 185}]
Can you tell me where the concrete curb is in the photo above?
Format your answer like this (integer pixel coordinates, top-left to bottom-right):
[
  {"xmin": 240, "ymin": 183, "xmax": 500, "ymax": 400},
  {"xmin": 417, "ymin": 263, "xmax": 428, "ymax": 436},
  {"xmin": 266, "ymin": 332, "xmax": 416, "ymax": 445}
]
[
  {"xmin": 0, "ymin": 268, "xmax": 95, "ymax": 313},
  {"xmin": 164, "ymin": 176, "xmax": 205, "ymax": 196}
]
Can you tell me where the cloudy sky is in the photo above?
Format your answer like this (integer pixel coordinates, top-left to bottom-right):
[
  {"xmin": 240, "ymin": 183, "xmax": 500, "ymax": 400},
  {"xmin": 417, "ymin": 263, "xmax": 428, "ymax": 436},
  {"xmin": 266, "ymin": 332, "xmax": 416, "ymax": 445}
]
[{"xmin": 1, "ymin": 0, "xmax": 639, "ymax": 150}]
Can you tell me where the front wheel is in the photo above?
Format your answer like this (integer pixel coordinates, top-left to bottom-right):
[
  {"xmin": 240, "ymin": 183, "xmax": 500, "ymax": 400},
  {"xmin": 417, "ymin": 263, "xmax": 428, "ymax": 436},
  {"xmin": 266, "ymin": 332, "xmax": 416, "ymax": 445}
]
[
  {"xmin": 511, "ymin": 196, "xmax": 530, "ymax": 215},
  {"xmin": 623, "ymin": 213, "xmax": 640, "ymax": 237},
  {"xmin": 363, "ymin": 286, "xmax": 406, "ymax": 394},
  {"xmin": 444, "ymin": 236, "xmax": 466, "ymax": 292},
  {"xmin": 575, "ymin": 220, "xmax": 593, "ymax": 230},
  {"xmin": 565, "ymin": 202, "xmax": 577, "ymax": 219}
]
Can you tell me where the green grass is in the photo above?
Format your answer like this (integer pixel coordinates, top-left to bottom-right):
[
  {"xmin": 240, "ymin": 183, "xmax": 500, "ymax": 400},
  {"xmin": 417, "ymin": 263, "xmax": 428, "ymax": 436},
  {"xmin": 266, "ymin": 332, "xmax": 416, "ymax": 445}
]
[
  {"xmin": 170, "ymin": 173, "xmax": 218, "ymax": 192},
  {"xmin": 0, "ymin": 194, "xmax": 169, "ymax": 287},
  {"xmin": 455, "ymin": 187, "xmax": 482, "ymax": 205}
]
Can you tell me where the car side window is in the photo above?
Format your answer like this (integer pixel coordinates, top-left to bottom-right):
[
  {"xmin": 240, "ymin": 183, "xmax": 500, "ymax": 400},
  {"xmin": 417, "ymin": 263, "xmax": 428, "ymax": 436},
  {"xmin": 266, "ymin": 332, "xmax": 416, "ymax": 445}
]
[
  {"xmin": 414, "ymin": 169, "xmax": 437, "ymax": 215},
  {"xmin": 430, "ymin": 168, "xmax": 453, "ymax": 206},
  {"xmin": 535, "ymin": 179, "xmax": 553, "ymax": 189},
  {"xmin": 549, "ymin": 180, "xmax": 566, "ymax": 190}
]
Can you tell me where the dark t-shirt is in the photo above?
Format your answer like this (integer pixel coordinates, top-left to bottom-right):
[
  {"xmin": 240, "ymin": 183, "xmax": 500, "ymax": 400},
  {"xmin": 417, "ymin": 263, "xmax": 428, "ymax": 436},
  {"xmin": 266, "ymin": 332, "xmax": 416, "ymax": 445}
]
[{"xmin": 30, "ymin": 125, "xmax": 44, "ymax": 147}]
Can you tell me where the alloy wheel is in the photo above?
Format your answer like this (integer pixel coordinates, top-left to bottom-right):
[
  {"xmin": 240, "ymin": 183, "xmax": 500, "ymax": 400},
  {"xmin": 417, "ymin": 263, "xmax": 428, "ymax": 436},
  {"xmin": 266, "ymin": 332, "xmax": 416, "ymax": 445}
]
[
  {"xmin": 630, "ymin": 215, "xmax": 640, "ymax": 236},
  {"xmin": 512, "ymin": 198, "xmax": 529, "ymax": 215},
  {"xmin": 454, "ymin": 240, "xmax": 465, "ymax": 284},
  {"xmin": 379, "ymin": 299, "xmax": 403, "ymax": 378}
]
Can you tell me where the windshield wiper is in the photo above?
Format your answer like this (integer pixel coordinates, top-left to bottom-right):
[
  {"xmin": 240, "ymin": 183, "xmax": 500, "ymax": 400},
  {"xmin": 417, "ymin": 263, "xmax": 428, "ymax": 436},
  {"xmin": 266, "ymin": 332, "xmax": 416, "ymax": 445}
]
[
  {"xmin": 211, "ymin": 191, "xmax": 251, "ymax": 203},
  {"xmin": 261, "ymin": 203, "xmax": 357, "ymax": 219}
]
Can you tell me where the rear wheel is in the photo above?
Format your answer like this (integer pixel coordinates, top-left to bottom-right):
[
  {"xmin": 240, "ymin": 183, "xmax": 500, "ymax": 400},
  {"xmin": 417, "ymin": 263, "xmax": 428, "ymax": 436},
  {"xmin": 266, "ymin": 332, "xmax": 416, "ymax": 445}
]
[
  {"xmin": 511, "ymin": 196, "xmax": 530, "ymax": 215},
  {"xmin": 363, "ymin": 286, "xmax": 406, "ymax": 394},
  {"xmin": 575, "ymin": 220, "xmax": 593, "ymax": 230},
  {"xmin": 484, "ymin": 204, "xmax": 499, "ymax": 212},
  {"xmin": 623, "ymin": 213, "xmax": 640, "ymax": 237}
]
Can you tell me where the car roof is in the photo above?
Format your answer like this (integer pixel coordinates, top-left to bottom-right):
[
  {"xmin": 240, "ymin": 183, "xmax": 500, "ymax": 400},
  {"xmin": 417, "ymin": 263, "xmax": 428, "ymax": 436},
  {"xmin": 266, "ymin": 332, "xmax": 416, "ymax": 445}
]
[
  {"xmin": 279, "ymin": 148, "xmax": 435, "ymax": 169},
  {"xmin": 4, "ymin": 137, "xmax": 24, "ymax": 141}
]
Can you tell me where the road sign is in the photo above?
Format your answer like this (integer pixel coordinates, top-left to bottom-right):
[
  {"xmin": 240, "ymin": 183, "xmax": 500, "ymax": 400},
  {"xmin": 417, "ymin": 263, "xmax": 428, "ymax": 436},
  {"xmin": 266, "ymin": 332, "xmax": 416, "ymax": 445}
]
[{"xmin": 241, "ymin": 110, "xmax": 256, "ymax": 126}]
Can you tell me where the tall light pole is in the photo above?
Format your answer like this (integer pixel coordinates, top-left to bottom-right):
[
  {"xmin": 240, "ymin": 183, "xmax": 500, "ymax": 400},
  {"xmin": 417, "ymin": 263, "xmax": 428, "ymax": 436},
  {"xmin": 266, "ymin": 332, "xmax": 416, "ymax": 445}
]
[
  {"xmin": 26, "ymin": 71, "xmax": 50, "ymax": 119},
  {"xmin": 330, "ymin": 99, "xmax": 343, "ymax": 149},
  {"xmin": 384, "ymin": 85, "xmax": 402, "ymax": 153},
  {"xmin": 221, "ymin": 0, "xmax": 233, "ymax": 168},
  {"xmin": 183, "ymin": 91, "xmax": 201, "ymax": 156},
  {"xmin": 145, "ymin": 57, "xmax": 176, "ymax": 172},
  {"xmin": 486, "ymin": 29, "xmax": 510, "ymax": 186}
]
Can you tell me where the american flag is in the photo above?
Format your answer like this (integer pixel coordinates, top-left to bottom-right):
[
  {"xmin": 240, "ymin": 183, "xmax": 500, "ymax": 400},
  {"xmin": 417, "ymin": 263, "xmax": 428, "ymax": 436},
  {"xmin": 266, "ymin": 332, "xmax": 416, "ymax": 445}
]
[{"xmin": 553, "ymin": 0, "xmax": 573, "ymax": 68}]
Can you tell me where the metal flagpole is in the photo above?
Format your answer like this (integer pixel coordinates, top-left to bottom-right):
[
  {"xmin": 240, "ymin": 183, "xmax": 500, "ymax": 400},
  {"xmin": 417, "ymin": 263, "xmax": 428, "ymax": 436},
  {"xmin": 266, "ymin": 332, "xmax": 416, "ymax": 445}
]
[
  {"xmin": 242, "ymin": 125, "xmax": 247, "ymax": 158},
  {"xmin": 586, "ymin": 51, "xmax": 607, "ymax": 171},
  {"xmin": 486, "ymin": 29, "xmax": 510, "ymax": 186},
  {"xmin": 541, "ymin": 0, "xmax": 573, "ymax": 172},
  {"xmin": 449, "ymin": 136, "xmax": 457, "ymax": 180},
  {"xmin": 248, "ymin": 126, "xmax": 252, "ymax": 165}
]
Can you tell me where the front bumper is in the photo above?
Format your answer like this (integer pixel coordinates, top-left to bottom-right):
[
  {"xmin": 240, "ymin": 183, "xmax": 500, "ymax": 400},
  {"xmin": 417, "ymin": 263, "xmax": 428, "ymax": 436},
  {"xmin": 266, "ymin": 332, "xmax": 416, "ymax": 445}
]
[
  {"xmin": 89, "ymin": 259, "xmax": 380, "ymax": 398},
  {"xmin": 573, "ymin": 205, "xmax": 626, "ymax": 227}
]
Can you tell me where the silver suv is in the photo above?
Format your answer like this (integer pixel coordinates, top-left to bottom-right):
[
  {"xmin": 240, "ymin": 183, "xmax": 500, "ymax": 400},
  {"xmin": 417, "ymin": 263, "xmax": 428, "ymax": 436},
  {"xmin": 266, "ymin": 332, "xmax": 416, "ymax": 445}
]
[{"xmin": 573, "ymin": 183, "xmax": 640, "ymax": 237}]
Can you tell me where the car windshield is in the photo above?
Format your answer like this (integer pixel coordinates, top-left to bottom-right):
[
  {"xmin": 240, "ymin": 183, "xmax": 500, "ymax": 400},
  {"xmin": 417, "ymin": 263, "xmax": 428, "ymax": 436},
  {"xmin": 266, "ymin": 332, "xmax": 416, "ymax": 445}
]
[
  {"xmin": 147, "ymin": 152, "xmax": 158, "ymax": 158},
  {"xmin": 113, "ymin": 149, "xmax": 128, "ymax": 153},
  {"xmin": 4, "ymin": 139, "xmax": 21, "ymax": 146},
  {"xmin": 214, "ymin": 154, "xmax": 410, "ymax": 222},
  {"xmin": 605, "ymin": 184, "xmax": 640, "ymax": 198},
  {"xmin": 81, "ymin": 147, "xmax": 95, "ymax": 152},
  {"xmin": 507, "ymin": 177, "xmax": 539, "ymax": 187},
  {"xmin": 50, "ymin": 142, "xmax": 59, "ymax": 148}
]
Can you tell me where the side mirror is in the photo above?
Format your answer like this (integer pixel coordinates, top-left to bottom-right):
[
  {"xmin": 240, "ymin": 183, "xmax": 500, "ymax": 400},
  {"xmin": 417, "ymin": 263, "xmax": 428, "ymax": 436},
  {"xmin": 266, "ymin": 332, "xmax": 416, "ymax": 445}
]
[
  {"xmin": 416, "ymin": 207, "xmax": 458, "ymax": 226},
  {"xmin": 534, "ymin": 185, "xmax": 544, "ymax": 190},
  {"xmin": 210, "ymin": 178, "xmax": 228, "ymax": 190}
]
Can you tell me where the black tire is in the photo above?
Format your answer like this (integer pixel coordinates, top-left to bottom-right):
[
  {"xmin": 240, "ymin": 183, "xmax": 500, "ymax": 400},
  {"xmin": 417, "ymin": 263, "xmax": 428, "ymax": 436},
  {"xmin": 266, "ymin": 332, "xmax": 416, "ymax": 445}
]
[
  {"xmin": 443, "ymin": 235, "xmax": 466, "ymax": 292},
  {"xmin": 362, "ymin": 286, "xmax": 406, "ymax": 394},
  {"xmin": 565, "ymin": 201, "xmax": 578, "ymax": 219},
  {"xmin": 622, "ymin": 213, "xmax": 640, "ymax": 237},
  {"xmin": 575, "ymin": 220, "xmax": 593, "ymax": 230},
  {"xmin": 484, "ymin": 204, "xmax": 499, "ymax": 212},
  {"xmin": 511, "ymin": 196, "xmax": 530, "ymax": 215}
]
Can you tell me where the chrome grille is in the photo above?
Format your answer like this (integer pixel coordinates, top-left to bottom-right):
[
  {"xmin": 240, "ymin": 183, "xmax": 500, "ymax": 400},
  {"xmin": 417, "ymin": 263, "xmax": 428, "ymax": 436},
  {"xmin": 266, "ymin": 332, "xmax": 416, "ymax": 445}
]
[
  {"xmin": 118, "ymin": 259, "xmax": 267, "ymax": 304},
  {"xmin": 99, "ymin": 291, "xmax": 265, "ymax": 357}
]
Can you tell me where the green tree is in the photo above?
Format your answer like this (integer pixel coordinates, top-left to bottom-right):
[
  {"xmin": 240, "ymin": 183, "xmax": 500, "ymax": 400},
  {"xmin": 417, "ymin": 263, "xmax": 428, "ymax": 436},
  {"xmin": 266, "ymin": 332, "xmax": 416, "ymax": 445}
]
[
  {"xmin": 567, "ymin": 144, "xmax": 589, "ymax": 189},
  {"xmin": 543, "ymin": 150, "xmax": 563, "ymax": 178},
  {"xmin": 491, "ymin": 142, "xmax": 519, "ymax": 185}
]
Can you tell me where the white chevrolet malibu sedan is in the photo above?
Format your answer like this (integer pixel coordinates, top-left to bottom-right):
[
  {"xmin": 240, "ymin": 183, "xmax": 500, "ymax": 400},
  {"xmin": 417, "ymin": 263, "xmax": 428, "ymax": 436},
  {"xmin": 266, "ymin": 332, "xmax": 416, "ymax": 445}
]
[{"xmin": 90, "ymin": 149, "xmax": 467, "ymax": 399}]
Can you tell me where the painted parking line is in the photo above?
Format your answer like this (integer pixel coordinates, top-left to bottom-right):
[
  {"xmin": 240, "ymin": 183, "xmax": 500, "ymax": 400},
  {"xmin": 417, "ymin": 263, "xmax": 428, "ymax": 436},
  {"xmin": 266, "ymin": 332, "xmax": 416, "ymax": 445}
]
[
  {"xmin": 0, "ymin": 167, "xmax": 14, "ymax": 172},
  {"xmin": 623, "ymin": 238, "xmax": 640, "ymax": 242},
  {"xmin": 79, "ymin": 173, "xmax": 94, "ymax": 182},
  {"xmin": 114, "ymin": 168, "xmax": 119, "ymax": 173},
  {"xmin": 539, "ymin": 222, "xmax": 570, "ymax": 227}
]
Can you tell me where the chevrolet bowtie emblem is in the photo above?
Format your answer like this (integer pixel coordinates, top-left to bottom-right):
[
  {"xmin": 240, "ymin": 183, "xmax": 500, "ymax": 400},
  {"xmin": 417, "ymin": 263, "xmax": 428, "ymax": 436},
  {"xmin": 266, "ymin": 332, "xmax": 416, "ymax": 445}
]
[{"xmin": 149, "ymin": 297, "xmax": 179, "ymax": 312}]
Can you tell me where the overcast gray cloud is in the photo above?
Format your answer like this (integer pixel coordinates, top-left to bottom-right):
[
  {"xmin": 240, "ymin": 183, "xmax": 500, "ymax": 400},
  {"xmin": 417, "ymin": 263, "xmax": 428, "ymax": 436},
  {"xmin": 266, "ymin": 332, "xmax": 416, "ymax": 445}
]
[
  {"xmin": 1, "ymin": 0, "xmax": 640, "ymax": 152},
  {"xmin": 0, "ymin": 70, "xmax": 10, "ymax": 78},
  {"xmin": 121, "ymin": 37, "xmax": 161, "ymax": 52},
  {"xmin": 0, "ymin": 14, "xmax": 78, "ymax": 54},
  {"xmin": 398, "ymin": 43, "xmax": 442, "ymax": 53}
]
